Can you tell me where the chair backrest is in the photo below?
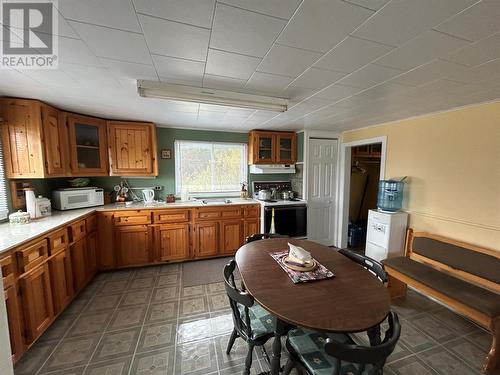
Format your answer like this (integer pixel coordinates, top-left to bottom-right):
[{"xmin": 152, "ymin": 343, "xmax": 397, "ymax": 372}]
[
  {"xmin": 338, "ymin": 248, "xmax": 387, "ymax": 283},
  {"xmin": 245, "ymin": 233, "xmax": 289, "ymax": 243},
  {"xmin": 223, "ymin": 259, "xmax": 255, "ymax": 340},
  {"xmin": 325, "ymin": 312, "xmax": 401, "ymax": 375}
]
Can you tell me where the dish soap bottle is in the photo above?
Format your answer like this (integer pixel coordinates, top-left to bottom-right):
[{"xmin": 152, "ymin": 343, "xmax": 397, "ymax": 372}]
[{"xmin": 240, "ymin": 182, "xmax": 248, "ymax": 199}]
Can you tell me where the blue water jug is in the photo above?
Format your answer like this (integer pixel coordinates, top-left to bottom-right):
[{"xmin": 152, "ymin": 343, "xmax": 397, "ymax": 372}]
[{"xmin": 377, "ymin": 180, "xmax": 404, "ymax": 212}]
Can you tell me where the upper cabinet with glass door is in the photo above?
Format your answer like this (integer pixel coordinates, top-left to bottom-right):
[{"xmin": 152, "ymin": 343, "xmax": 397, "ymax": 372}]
[
  {"xmin": 248, "ymin": 130, "xmax": 296, "ymax": 165},
  {"xmin": 65, "ymin": 113, "xmax": 108, "ymax": 176}
]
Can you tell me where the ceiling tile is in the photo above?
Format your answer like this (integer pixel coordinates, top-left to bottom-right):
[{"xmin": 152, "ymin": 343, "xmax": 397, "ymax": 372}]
[
  {"xmin": 152, "ymin": 54, "xmax": 204, "ymax": 85},
  {"xmin": 278, "ymin": 0, "xmax": 373, "ymax": 52},
  {"xmin": 69, "ymin": 21, "xmax": 151, "ymax": 64},
  {"xmin": 354, "ymin": 81, "xmax": 408, "ymax": 100},
  {"xmin": 23, "ymin": 70, "xmax": 81, "ymax": 88},
  {"xmin": 257, "ymin": 44, "xmax": 322, "ymax": 77},
  {"xmin": 281, "ymin": 87, "xmax": 316, "ymax": 101},
  {"xmin": 312, "ymin": 84, "xmax": 362, "ymax": 101},
  {"xmin": 289, "ymin": 68, "xmax": 346, "ymax": 90},
  {"xmin": 314, "ymin": 36, "xmax": 393, "ymax": 73},
  {"xmin": 445, "ymin": 58, "xmax": 500, "ymax": 84},
  {"xmin": 58, "ymin": 37, "xmax": 102, "ymax": 66},
  {"xmin": 343, "ymin": 0, "xmax": 390, "ymax": 11},
  {"xmin": 139, "ymin": 14, "xmax": 210, "ymax": 61},
  {"xmin": 203, "ymin": 74, "xmax": 247, "ymax": 90},
  {"xmin": 375, "ymin": 30, "xmax": 470, "ymax": 71},
  {"xmin": 435, "ymin": 0, "xmax": 500, "ymax": 42},
  {"xmin": 210, "ymin": 4, "xmax": 286, "ymax": 58},
  {"xmin": 99, "ymin": 58, "xmax": 158, "ymax": 81},
  {"xmin": 245, "ymin": 72, "xmax": 293, "ymax": 94},
  {"xmin": 336, "ymin": 64, "xmax": 403, "ymax": 89},
  {"xmin": 205, "ymin": 49, "xmax": 261, "ymax": 79},
  {"xmin": 133, "ymin": 0, "xmax": 216, "ymax": 28},
  {"xmin": 219, "ymin": 0, "xmax": 301, "ymax": 19},
  {"xmin": 445, "ymin": 34, "xmax": 500, "ymax": 67},
  {"xmin": 59, "ymin": 0, "xmax": 141, "ymax": 32},
  {"xmin": 352, "ymin": 0, "xmax": 477, "ymax": 46},
  {"xmin": 62, "ymin": 64, "xmax": 123, "ymax": 89},
  {"xmin": 390, "ymin": 59, "xmax": 468, "ymax": 86}
]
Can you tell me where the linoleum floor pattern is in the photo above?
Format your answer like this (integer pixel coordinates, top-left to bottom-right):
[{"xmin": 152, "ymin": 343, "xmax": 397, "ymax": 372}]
[{"xmin": 13, "ymin": 263, "xmax": 494, "ymax": 375}]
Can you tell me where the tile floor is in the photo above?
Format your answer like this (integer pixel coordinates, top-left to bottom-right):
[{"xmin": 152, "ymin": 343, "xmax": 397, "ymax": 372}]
[{"xmin": 13, "ymin": 263, "xmax": 494, "ymax": 375}]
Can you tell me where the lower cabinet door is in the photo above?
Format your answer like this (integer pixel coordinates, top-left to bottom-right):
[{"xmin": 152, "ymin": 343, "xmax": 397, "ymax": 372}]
[
  {"xmin": 194, "ymin": 221, "xmax": 219, "ymax": 258},
  {"xmin": 48, "ymin": 249, "xmax": 74, "ymax": 314},
  {"xmin": 70, "ymin": 238, "xmax": 88, "ymax": 292},
  {"xmin": 244, "ymin": 218, "xmax": 260, "ymax": 240},
  {"xmin": 115, "ymin": 225, "xmax": 152, "ymax": 267},
  {"xmin": 155, "ymin": 224, "xmax": 190, "ymax": 262},
  {"xmin": 220, "ymin": 220, "xmax": 243, "ymax": 255},
  {"xmin": 19, "ymin": 263, "xmax": 54, "ymax": 343},
  {"xmin": 86, "ymin": 231, "xmax": 98, "ymax": 277},
  {"xmin": 4, "ymin": 284, "xmax": 25, "ymax": 361}
]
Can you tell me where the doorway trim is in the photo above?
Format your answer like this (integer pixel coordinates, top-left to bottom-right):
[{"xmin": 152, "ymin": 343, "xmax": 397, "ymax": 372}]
[{"xmin": 337, "ymin": 136, "xmax": 387, "ymax": 248}]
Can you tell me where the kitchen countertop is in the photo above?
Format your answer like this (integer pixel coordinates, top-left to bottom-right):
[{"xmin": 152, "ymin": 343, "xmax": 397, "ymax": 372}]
[{"xmin": 0, "ymin": 199, "xmax": 260, "ymax": 254}]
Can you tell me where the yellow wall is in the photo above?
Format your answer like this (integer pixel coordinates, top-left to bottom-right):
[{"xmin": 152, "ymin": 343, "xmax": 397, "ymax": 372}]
[{"xmin": 343, "ymin": 100, "xmax": 500, "ymax": 251}]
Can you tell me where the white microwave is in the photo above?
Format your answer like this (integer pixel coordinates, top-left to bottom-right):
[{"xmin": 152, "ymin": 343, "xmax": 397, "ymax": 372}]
[{"xmin": 52, "ymin": 188, "xmax": 104, "ymax": 210}]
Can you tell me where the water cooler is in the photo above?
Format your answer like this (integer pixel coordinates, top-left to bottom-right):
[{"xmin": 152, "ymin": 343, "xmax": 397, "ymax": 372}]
[{"xmin": 365, "ymin": 209, "xmax": 408, "ymax": 262}]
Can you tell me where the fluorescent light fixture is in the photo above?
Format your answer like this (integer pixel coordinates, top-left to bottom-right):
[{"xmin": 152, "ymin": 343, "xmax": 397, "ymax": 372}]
[{"xmin": 137, "ymin": 80, "xmax": 288, "ymax": 112}]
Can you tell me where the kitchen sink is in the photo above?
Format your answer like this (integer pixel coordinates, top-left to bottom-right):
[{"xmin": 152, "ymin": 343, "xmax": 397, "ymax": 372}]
[{"xmin": 200, "ymin": 198, "xmax": 232, "ymax": 205}]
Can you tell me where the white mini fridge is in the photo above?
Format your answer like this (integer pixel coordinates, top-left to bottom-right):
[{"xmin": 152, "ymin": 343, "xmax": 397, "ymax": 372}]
[{"xmin": 365, "ymin": 209, "xmax": 408, "ymax": 262}]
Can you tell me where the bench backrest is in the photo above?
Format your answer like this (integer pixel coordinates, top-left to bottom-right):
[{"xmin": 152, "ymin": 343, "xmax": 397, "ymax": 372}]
[{"xmin": 405, "ymin": 229, "xmax": 500, "ymax": 293}]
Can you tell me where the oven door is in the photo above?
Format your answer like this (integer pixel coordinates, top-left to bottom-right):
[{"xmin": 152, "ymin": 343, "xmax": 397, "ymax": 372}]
[{"xmin": 264, "ymin": 205, "xmax": 307, "ymax": 237}]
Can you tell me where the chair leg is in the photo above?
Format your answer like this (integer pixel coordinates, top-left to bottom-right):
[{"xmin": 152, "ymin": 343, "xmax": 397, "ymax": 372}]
[
  {"xmin": 226, "ymin": 328, "xmax": 239, "ymax": 355},
  {"xmin": 283, "ymin": 359, "xmax": 295, "ymax": 375},
  {"xmin": 244, "ymin": 343, "xmax": 254, "ymax": 375},
  {"xmin": 483, "ymin": 317, "xmax": 500, "ymax": 374}
]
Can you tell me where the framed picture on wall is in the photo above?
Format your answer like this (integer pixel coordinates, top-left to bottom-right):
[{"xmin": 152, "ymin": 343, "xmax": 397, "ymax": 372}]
[{"xmin": 161, "ymin": 149, "xmax": 171, "ymax": 159}]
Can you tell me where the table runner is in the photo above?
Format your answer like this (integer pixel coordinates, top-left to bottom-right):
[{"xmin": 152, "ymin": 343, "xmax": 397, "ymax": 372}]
[{"xmin": 270, "ymin": 250, "xmax": 335, "ymax": 284}]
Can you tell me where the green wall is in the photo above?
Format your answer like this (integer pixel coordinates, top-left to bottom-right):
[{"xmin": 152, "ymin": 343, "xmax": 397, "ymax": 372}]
[{"xmin": 25, "ymin": 127, "xmax": 304, "ymax": 202}]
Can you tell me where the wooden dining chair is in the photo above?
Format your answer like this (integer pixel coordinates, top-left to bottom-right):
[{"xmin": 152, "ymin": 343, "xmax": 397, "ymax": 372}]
[
  {"xmin": 283, "ymin": 311, "xmax": 401, "ymax": 375},
  {"xmin": 223, "ymin": 259, "xmax": 275, "ymax": 375},
  {"xmin": 338, "ymin": 248, "xmax": 387, "ymax": 283},
  {"xmin": 245, "ymin": 233, "xmax": 289, "ymax": 243}
]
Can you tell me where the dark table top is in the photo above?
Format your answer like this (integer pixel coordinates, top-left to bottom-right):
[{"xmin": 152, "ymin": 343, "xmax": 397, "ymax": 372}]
[{"xmin": 235, "ymin": 239, "xmax": 391, "ymax": 333}]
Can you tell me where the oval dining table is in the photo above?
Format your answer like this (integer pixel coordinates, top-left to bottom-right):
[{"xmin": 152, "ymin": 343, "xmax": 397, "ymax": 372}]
[{"xmin": 235, "ymin": 238, "xmax": 391, "ymax": 375}]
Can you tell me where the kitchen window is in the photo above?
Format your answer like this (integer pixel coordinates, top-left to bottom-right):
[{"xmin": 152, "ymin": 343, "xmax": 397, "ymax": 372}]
[
  {"xmin": 175, "ymin": 140, "xmax": 247, "ymax": 195},
  {"xmin": 0, "ymin": 137, "xmax": 8, "ymax": 220}
]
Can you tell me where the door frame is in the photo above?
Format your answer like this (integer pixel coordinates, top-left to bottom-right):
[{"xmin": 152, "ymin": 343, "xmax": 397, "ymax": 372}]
[
  {"xmin": 337, "ymin": 136, "xmax": 387, "ymax": 248},
  {"xmin": 302, "ymin": 130, "xmax": 341, "ymax": 245}
]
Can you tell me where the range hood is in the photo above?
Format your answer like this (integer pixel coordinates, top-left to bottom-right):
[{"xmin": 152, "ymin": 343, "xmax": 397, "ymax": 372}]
[{"xmin": 249, "ymin": 164, "xmax": 296, "ymax": 174}]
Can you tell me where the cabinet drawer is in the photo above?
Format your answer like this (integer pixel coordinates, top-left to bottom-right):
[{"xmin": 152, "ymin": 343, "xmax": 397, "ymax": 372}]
[
  {"xmin": 221, "ymin": 207, "xmax": 242, "ymax": 218},
  {"xmin": 0, "ymin": 256, "xmax": 15, "ymax": 289},
  {"xmin": 69, "ymin": 219, "xmax": 87, "ymax": 242},
  {"xmin": 244, "ymin": 206, "xmax": 260, "ymax": 218},
  {"xmin": 153, "ymin": 210, "xmax": 190, "ymax": 223},
  {"xmin": 16, "ymin": 239, "xmax": 48, "ymax": 274},
  {"xmin": 47, "ymin": 228, "xmax": 69, "ymax": 254},
  {"xmin": 113, "ymin": 211, "xmax": 152, "ymax": 226},
  {"xmin": 86, "ymin": 215, "xmax": 97, "ymax": 233},
  {"xmin": 196, "ymin": 209, "xmax": 221, "ymax": 219}
]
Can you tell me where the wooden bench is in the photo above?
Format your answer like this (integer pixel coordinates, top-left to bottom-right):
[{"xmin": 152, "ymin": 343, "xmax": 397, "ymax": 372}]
[{"xmin": 383, "ymin": 229, "xmax": 500, "ymax": 374}]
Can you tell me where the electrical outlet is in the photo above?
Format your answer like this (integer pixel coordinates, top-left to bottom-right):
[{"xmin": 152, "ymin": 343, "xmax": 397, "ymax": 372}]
[{"xmin": 154, "ymin": 186, "xmax": 163, "ymax": 190}]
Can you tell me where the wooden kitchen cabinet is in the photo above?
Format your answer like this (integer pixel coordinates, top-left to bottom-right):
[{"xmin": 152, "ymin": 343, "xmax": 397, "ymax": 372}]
[
  {"xmin": 4, "ymin": 284, "xmax": 25, "ymax": 362},
  {"xmin": 154, "ymin": 224, "xmax": 190, "ymax": 261},
  {"xmin": 97, "ymin": 212, "xmax": 115, "ymax": 269},
  {"xmin": 48, "ymin": 249, "xmax": 74, "ymax": 314},
  {"xmin": 70, "ymin": 238, "xmax": 88, "ymax": 292},
  {"xmin": 115, "ymin": 225, "xmax": 152, "ymax": 267},
  {"xmin": 86, "ymin": 231, "xmax": 98, "ymax": 278},
  {"xmin": 248, "ymin": 130, "xmax": 296, "ymax": 164},
  {"xmin": 65, "ymin": 112, "xmax": 108, "ymax": 176},
  {"xmin": 243, "ymin": 218, "xmax": 260, "ymax": 240},
  {"xmin": 0, "ymin": 98, "xmax": 67, "ymax": 178},
  {"xmin": 18, "ymin": 263, "xmax": 54, "ymax": 343},
  {"xmin": 193, "ymin": 221, "xmax": 219, "ymax": 258},
  {"xmin": 107, "ymin": 121, "xmax": 158, "ymax": 176},
  {"xmin": 220, "ymin": 221, "xmax": 242, "ymax": 255}
]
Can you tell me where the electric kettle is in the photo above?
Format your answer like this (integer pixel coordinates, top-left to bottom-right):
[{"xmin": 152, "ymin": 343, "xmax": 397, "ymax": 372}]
[{"xmin": 142, "ymin": 189, "xmax": 155, "ymax": 204}]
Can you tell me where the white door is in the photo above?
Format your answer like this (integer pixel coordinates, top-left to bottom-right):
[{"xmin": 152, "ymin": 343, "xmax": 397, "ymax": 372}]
[{"xmin": 307, "ymin": 138, "xmax": 338, "ymax": 245}]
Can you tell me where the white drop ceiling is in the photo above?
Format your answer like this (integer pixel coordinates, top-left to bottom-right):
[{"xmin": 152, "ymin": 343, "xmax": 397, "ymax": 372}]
[{"xmin": 1, "ymin": 0, "xmax": 499, "ymax": 132}]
